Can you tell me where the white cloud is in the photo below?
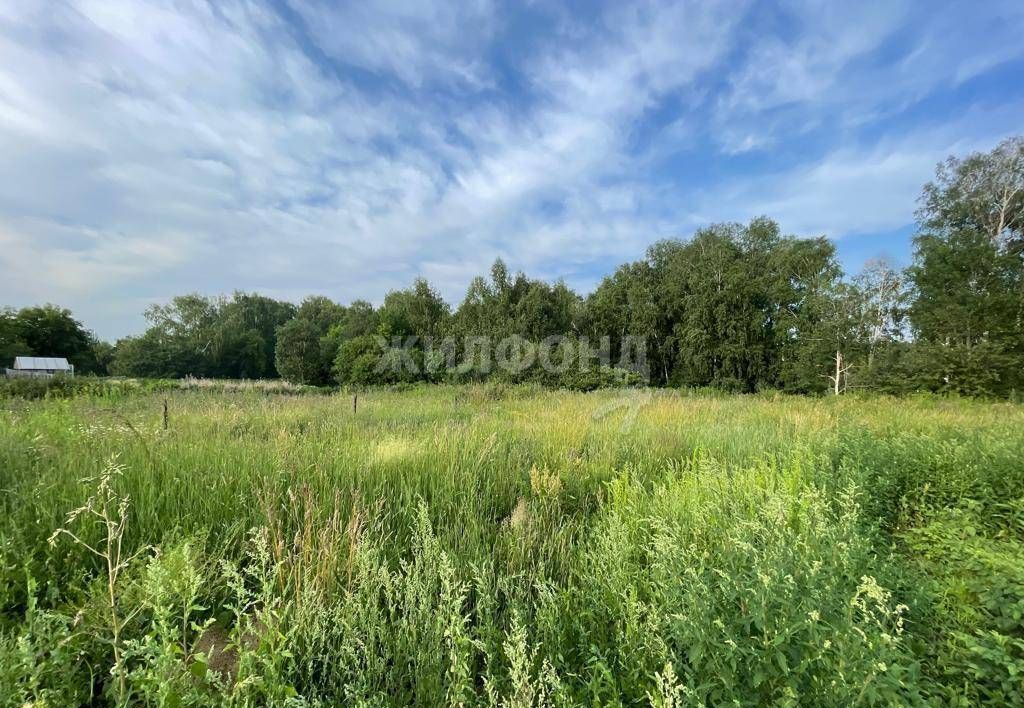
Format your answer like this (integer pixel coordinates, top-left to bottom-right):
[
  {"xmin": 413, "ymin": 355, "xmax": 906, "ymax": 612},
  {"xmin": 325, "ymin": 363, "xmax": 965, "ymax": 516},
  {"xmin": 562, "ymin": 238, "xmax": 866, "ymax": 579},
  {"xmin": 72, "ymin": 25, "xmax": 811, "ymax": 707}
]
[
  {"xmin": 0, "ymin": 0, "xmax": 423, "ymax": 334},
  {"xmin": 720, "ymin": 2, "xmax": 909, "ymax": 115},
  {"xmin": 712, "ymin": 0, "xmax": 1024, "ymax": 154},
  {"xmin": 286, "ymin": 0, "xmax": 498, "ymax": 89},
  {"xmin": 0, "ymin": 0, "xmax": 1020, "ymax": 339},
  {"xmin": 0, "ymin": 219, "xmax": 201, "ymax": 300},
  {"xmin": 689, "ymin": 102, "xmax": 1024, "ymax": 241}
]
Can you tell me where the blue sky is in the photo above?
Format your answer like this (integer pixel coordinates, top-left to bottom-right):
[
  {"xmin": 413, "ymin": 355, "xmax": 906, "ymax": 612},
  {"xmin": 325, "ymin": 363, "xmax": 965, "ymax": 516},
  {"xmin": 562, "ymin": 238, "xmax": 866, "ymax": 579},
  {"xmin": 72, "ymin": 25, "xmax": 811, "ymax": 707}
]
[{"xmin": 1, "ymin": 0, "xmax": 1022, "ymax": 340}]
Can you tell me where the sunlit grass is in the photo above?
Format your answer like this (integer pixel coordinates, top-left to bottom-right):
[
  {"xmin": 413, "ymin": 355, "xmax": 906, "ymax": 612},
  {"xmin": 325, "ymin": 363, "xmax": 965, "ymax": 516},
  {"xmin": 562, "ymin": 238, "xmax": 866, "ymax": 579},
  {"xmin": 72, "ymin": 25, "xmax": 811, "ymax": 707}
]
[{"xmin": 1, "ymin": 384, "xmax": 1022, "ymax": 705}]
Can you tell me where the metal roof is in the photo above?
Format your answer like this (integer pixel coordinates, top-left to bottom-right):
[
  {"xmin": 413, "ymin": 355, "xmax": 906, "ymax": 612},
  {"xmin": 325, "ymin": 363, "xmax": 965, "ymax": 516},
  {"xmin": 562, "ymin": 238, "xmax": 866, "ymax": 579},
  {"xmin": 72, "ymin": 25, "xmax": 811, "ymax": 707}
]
[{"xmin": 13, "ymin": 356, "xmax": 72, "ymax": 370}]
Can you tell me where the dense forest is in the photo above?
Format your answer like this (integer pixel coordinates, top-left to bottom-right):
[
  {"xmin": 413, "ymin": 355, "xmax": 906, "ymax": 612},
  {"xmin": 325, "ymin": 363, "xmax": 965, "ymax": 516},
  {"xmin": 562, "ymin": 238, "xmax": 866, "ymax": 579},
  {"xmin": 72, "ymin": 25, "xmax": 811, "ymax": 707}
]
[{"xmin": 4, "ymin": 137, "xmax": 1022, "ymax": 397}]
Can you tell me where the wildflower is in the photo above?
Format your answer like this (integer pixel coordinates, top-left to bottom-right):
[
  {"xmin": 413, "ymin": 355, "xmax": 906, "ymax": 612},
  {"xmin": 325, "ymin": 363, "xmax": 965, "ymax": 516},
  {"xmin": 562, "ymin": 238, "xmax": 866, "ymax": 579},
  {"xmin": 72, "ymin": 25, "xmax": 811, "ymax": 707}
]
[{"xmin": 529, "ymin": 466, "xmax": 562, "ymax": 498}]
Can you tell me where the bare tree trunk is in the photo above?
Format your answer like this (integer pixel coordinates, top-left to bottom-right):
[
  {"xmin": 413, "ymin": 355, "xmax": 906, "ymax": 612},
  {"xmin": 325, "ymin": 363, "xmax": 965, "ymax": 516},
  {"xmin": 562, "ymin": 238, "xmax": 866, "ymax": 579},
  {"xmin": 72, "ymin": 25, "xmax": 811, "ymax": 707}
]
[{"xmin": 834, "ymin": 350, "xmax": 841, "ymax": 395}]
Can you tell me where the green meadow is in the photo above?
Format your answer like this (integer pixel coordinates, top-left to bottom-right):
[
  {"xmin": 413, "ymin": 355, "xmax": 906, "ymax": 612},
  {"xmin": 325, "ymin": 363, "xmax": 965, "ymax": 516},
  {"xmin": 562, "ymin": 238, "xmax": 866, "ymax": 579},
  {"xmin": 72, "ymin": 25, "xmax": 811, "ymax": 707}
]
[{"xmin": 2, "ymin": 385, "xmax": 1023, "ymax": 705}]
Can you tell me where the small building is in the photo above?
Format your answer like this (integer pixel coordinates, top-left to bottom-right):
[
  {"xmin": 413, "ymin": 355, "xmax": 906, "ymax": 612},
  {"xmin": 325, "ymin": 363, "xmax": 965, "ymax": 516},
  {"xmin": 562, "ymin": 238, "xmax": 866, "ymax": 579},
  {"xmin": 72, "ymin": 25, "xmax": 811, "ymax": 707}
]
[{"xmin": 5, "ymin": 356, "xmax": 75, "ymax": 378}]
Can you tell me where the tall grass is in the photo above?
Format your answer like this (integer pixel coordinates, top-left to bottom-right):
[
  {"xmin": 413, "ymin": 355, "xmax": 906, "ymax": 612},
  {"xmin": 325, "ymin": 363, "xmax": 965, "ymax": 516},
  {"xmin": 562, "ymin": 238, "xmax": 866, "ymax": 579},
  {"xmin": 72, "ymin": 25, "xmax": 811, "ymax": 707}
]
[{"xmin": 1, "ymin": 385, "xmax": 1022, "ymax": 705}]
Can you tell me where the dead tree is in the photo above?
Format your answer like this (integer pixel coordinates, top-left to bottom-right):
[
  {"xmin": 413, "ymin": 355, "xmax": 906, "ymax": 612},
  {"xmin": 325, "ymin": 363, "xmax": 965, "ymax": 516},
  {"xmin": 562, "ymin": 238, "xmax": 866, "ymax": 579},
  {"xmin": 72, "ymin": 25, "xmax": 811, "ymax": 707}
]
[{"xmin": 824, "ymin": 349, "xmax": 852, "ymax": 395}]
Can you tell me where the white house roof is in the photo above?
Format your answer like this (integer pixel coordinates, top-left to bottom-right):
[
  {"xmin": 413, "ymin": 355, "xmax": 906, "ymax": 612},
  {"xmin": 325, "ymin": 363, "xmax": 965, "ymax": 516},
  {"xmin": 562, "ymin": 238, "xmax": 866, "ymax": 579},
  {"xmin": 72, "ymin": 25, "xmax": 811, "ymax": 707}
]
[{"xmin": 13, "ymin": 356, "xmax": 72, "ymax": 370}]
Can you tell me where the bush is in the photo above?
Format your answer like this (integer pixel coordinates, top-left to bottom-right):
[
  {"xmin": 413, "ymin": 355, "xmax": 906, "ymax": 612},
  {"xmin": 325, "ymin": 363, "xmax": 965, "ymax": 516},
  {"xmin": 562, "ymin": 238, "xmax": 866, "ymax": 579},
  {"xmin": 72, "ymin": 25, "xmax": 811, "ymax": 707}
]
[
  {"xmin": 903, "ymin": 509, "xmax": 1024, "ymax": 703},
  {"xmin": 0, "ymin": 374, "xmax": 119, "ymax": 400}
]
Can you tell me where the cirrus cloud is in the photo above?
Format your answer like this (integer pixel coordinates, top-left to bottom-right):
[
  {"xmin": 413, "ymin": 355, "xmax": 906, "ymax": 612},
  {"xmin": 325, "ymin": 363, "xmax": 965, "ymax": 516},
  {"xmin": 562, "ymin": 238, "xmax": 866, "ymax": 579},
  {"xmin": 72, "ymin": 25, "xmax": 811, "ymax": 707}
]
[{"xmin": 0, "ymin": 0, "xmax": 1022, "ymax": 339}]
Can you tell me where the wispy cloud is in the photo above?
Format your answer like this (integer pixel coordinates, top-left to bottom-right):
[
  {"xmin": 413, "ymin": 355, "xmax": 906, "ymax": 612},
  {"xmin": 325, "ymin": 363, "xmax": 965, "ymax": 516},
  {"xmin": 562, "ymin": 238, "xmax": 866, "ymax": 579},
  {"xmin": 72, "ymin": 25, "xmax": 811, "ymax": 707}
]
[
  {"xmin": 287, "ymin": 0, "xmax": 498, "ymax": 89},
  {"xmin": 690, "ymin": 101, "xmax": 1024, "ymax": 240},
  {"xmin": 0, "ymin": 0, "xmax": 1021, "ymax": 339}
]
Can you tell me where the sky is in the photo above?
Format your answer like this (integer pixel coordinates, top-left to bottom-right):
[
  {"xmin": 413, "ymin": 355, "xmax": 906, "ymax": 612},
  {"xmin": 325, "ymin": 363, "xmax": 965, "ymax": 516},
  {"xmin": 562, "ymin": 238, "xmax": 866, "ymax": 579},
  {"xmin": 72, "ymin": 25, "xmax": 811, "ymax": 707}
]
[{"xmin": 1, "ymin": 1, "xmax": 1023, "ymax": 341}]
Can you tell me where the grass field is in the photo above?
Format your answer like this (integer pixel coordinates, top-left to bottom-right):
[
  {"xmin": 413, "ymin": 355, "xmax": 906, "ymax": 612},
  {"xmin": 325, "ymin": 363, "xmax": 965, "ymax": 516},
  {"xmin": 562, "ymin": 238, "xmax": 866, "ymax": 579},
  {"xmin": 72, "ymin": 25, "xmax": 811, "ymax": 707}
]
[{"xmin": 2, "ymin": 384, "xmax": 1023, "ymax": 705}]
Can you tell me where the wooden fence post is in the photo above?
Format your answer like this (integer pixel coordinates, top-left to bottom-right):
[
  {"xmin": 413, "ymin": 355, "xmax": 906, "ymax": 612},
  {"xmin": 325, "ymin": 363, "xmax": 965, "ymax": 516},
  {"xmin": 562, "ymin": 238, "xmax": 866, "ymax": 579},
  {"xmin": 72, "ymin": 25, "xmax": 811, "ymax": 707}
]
[
  {"xmin": 163, "ymin": 398, "xmax": 169, "ymax": 430},
  {"xmin": 353, "ymin": 393, "xmax": 358, "ymax": 414}
]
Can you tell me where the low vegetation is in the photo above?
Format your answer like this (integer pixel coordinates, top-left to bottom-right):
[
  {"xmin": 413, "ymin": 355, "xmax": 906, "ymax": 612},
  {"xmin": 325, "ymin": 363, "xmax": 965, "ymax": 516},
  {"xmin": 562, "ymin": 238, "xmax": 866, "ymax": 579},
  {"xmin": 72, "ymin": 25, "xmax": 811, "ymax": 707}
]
[{"xmin": 2, "ymin": 384, "xmax": 1022, "ymax": 705}]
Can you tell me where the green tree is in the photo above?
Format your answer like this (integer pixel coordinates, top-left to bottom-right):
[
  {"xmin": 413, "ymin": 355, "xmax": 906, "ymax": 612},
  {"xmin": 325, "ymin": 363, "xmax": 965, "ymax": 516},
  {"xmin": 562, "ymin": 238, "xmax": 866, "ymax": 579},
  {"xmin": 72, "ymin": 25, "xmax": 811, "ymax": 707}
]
[
  {"xmin": 275, "ymin": 317, "xmax": 329, "ymax": 385},
  {"xmin": 215, "ymin": 293, "xmax": 296, "ymax": 378},
  {"xmin": 295, "ymin": 296, "xmax": 347, "ymax": 335},
  {"xmin": 110, "ymin": 330, "xmax": 179, "ymax": 378},
  {"xmin": 89, "ymin": 340, "xmax": 116, "ymax": 376},
  {"xmin": 336, "ymin": 300, "xmax": 378, "ymax": 340},
  {"xmin": 378, "ymin": 278, "xmax": 450, "ymax": 340},
  {"xmin": 110, "ymin": 293, "xmax": 294, "ymax": 379},
  {"xmin": 332, "ymin": 335, "xmax": 419, "ymax": 386},
  {"xmin": 514, "ymin": 279, "xmax": 580, "ymax": 341},
  {"xmin": 280, "ymin": 295, "xmax": 349, "ymax": 383},
  {"xmin": 586, "ymin": 262, "xmax": 664, "ymax": 383},
  {"xmin": 645, "ymin": 219, "xmax": 842, "ymax": 391},
  {"xmin": 5, "ymin": 304, "xmax": 104, "ymax": 373},
  {"xmin": 777, "ymin": 280, "xmax": 860, "ymax": 394},
  {"xmin": 586, "ymin": 218, "xmax": 845, "ymax": 392},
  {"xmin": 653, "ymin": 224, "xmax": 764, "ymax": 390},
  {"xmin": 909, "ymin": 136, "xmax": 1024, "ymax": 395},
  {"xmin": 450, "ymin": 260, "xmax": 584, "ymax": 381},
  {"xmin": 920, "ymin": 136, "xmax": 1023, "ymax": 249},
  {"xmin": 851, "ymin": 259, "xmax": 908, "ymax": 367},
  {"xmin": 138, "ymin": 294, "xmax": 220, "ymax": 377},
  {"xmin": 769, "ymin": 235, "xmax": 846, "ymax": 393},
  {"xmin": 0, "ymin": 308, "xmax": 31, "ymax": 365}
]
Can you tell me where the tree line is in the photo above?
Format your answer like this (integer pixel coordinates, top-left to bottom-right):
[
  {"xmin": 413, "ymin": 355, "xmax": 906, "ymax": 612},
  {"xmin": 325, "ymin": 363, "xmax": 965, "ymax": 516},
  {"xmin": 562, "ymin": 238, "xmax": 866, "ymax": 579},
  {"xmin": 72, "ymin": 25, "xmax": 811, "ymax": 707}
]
[{"xmin": 3, "ymin": 137, "xmax": 1021, "ymax": 396}]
